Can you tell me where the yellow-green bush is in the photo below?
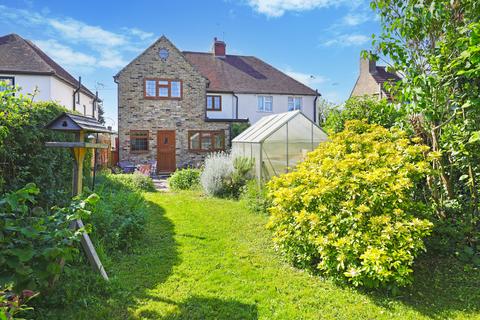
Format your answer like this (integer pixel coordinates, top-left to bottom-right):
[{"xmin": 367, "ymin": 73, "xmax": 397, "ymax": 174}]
[{"xmin": 267, "ymin": 121, "xmax": 433, "ymax": 289}]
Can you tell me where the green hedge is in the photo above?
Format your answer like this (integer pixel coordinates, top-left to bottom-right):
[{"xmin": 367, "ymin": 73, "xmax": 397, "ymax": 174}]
[{"xmin": 0, "ymin": 87, "xmax": 91, "ymax": 206}]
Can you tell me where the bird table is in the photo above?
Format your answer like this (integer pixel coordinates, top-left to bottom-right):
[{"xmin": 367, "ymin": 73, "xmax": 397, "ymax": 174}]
[{"xmin": 45, "ymin": 112, "xmax": 112, "ymax": 280}]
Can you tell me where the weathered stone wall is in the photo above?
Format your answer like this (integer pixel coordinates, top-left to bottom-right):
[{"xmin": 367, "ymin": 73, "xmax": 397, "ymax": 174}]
[{"xmin": 116, "ymin": 36, "xmax": 229, "ymax": 169}]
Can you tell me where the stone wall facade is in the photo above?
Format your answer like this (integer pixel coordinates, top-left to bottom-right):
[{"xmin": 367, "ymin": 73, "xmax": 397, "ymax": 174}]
[
  {"xmin": 350, "ymin": 57, "xmax": 382, "ymax": 98},
  {"xmin": 116, "ymin": 36, "xmax": 229, "ymax": 170}
]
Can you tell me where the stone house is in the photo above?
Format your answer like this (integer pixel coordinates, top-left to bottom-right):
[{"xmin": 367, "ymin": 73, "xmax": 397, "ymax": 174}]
[
  {"xmin": 350, "ymin": 55, "xmax": 401, "ymax": 100},
  {"xmin": 114, "ymin": 36, "xmax": 319, "ymax": 173}
]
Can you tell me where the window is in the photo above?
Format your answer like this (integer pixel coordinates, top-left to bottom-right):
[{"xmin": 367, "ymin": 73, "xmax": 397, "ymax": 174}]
[
  {"xmin": 0, "ymin": 76, "xmax": 14, "ymax": 92},
  {"xmin": 130, "ymin": 130, "xmax": 149, "ymax": 152},
  {"xmin": 144, "ymin": 78, "xmax": 182, "ymax": 99},
  {"xmin": 206, "ymin": 95, "xmax": 222, "ymax": 111},
  {"xmin": 145, "ymin": 80, "xmax": 156, "ymax": 97},
  {"xmin": 288, "ymin": 97, "xmax": 303, "ymax": 111},
  {"xmin": 188, "ymin": 131, "xmax": 225, "ymax": 152},
  {"xmin": 257, "ymin": 96, "xmax": 273, "ymax": 112},
  {"xmin": 171, "ymin": 81, "xmax": 181, "ymax": 98}
]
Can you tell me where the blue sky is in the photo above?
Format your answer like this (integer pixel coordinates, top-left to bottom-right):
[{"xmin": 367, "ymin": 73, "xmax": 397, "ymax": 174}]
[{"xmin": 0, "ymin": 0, "xmax": 380, "ymax": 129}]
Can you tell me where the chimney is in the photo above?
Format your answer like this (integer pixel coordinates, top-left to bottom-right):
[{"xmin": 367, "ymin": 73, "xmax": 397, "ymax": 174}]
[
  {"xmin": 213, "ymin": 37, "xmax": 226, "ymax": 57},
  {"xmin": 360, "ymin": 55, "xmax": 376, "ymax": 75}
]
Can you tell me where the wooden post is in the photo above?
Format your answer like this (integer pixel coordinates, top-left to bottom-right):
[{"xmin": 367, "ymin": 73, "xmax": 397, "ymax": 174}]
[{"xmin": 70, "ymin": 131, "xmax": 109, "ymax": 280}]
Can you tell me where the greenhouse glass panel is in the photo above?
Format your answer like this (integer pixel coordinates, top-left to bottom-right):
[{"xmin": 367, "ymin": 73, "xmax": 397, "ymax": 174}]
[
  {"xmin": 231, "ymin": 110, "xmax": 328, "ymax": 182},
  {"xmin": 287, "ymin": 116, "xmax": 314, "ymax": 167},
  {"xmin": 263, "ymin": 125, "xmax": 287, "ymax": 176}
]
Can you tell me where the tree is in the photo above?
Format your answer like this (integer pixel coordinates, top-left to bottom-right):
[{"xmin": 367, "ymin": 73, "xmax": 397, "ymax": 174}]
[
  {"xmin": 370, "ymin": 0, "xmax": 480, "ymax": 245},
  {"xmin": 323, "ymin": 96, "xmax": 404, "ymax": 134}
]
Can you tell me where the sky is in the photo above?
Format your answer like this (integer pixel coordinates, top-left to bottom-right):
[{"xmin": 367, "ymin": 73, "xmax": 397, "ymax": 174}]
[{"xmin": 0, "ymin": 0, "xmax": 381, "ymax": 129}]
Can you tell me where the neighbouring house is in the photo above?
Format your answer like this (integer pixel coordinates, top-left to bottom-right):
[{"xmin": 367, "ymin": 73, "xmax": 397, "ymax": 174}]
[
  {"xmin": 350, "ymin": 55, "xmax": 401, "ymax": 100},
  {"xmin": 115, "ymin": 36, "xmax": 320, "ymax": 172},
  {"xmin": 0, "ymin": 33, "xmax": 100, "ymax": 118}
]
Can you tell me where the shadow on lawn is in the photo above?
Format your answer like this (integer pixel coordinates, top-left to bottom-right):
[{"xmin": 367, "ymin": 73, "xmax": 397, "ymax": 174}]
[
  {"xmin": 363, "ymin": 254, "xmax": 480, "ymax": 319},
  {"xmin": 137, "ymin": 295, "xmax": 258, "ymax": 320}
]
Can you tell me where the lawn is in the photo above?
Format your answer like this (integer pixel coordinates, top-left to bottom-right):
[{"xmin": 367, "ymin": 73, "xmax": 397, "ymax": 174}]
[{"xmin": 40, "ymin": 191, "xmax": 480, "ymax": 319}]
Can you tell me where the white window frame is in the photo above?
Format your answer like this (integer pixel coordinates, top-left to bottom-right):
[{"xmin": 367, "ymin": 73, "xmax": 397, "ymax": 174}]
[
  {"xmin": 257, "ymin": 95, "xmax": 273, "ymax": 112},
  {"xmin": 288, "ymin": 96, "xmax": 303, "ymax": 111}
]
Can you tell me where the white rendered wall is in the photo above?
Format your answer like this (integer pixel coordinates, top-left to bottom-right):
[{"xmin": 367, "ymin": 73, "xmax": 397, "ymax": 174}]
[
  {"xmin": 1, "ymin": 73, "xmax": 51, "ymax": 102},
  {"xmin": 236, "ymin": 93, "xmax": 316, "ymax": 124},
  {"xmin": 206, "ymin": 92, "xmax": 235, "ymax": 119}
]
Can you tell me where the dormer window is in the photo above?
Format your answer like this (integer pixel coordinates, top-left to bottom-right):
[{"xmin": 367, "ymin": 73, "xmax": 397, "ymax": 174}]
[{"xmin": 144, "ymin": 78, "xmax": 182, "ymax": 100}]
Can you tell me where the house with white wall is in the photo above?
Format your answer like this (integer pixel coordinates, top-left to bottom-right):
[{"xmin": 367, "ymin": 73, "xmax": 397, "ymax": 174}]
[
  {"xmin": 183, "ymin": 38, "xmax": 319, "ymax": 124},
  {"xmin": 115, "ymin": 36, "xmax": 320, "ymax": 172},
  {"xmin": 0, "ymin": 33, "xmax": 100, "ymax": 118}
]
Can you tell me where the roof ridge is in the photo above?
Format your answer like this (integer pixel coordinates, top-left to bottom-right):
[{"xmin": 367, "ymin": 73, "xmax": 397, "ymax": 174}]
[{"xmin": 182, "ymin": 51, "xmax": 255, "ymax": 58}]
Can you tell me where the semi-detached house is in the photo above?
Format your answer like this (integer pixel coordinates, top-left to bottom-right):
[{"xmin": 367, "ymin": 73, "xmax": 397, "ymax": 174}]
[
  {"xmin": 0, "ymin": 33, "xmax": 99, "ymax": 118},
  {"xmin": 115, "ymin": 36, "xmax": 319, "ymax": 173}
]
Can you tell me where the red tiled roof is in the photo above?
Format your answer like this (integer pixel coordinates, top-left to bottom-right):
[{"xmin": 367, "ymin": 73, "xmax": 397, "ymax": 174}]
[
  {"xmin": 183, "ymin": 51, "xmax": 318, "ymax": 96},
  {"xmin": 0, "ymin": 33, "xmax": 95, "ymax": 97}
]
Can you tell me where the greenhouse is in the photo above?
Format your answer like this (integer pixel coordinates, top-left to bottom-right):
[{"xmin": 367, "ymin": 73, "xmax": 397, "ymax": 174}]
[{"xmin": 232, "ymin": 110, "xmax": 328, "ymax": 181}]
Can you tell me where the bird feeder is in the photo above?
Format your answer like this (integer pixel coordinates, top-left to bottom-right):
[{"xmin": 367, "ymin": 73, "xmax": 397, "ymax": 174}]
[{"xmin": 45, "ymin": 112, "xmax": 111, "ymax": 280}]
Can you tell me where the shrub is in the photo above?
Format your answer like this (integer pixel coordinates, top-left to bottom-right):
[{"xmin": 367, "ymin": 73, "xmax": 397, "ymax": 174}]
[
  {"xmin": 324, "ymin": 96, "xmax": 404, "ymax": 134},
  {"xmin": 0, "ymin": 87, "xmax": 91, "ymax": 207},
  {"xmin": 168, "ymin": 168, "xmax": 201, "ymax": 191},
  {"xmin": 1, "ymin": 285, "xmax": 38, "ymax": 319},
  {"xmin": 86, "ymin": 174, "xmax": 149, "ymax": 252},
  {"xmin": 267, "ymin": 121, "xmax": 433, "ymax": 289},
  {"xmin": 200, "ymin": 153, "xmax": 252, "ymax": 198},
  {"xmin": 0, "ymin": 183, "xmax": 97, "ymax": 292},
  {"xmin": 241, "ymin": 180, "xmax": 271, "ymax": 214},
  {"xmin": 95, "ymin": 173, "xmax": 155, "ymax": 192}
]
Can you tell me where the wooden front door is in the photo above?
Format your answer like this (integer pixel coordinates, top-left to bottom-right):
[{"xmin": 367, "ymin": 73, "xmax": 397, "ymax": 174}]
[{"xmin": 157, "ymin": 130, "xmax": 176, "ymax": 173}]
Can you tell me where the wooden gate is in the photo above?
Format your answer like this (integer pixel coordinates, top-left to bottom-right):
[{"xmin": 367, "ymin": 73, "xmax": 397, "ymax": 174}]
[{"xmin": 157, "ymin": 130, "xmax": 176, "ymax": 173}]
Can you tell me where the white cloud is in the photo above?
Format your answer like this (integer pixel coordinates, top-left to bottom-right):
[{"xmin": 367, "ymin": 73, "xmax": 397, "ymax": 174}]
[
  {"xmin": 341, "ymin": 13, "xmax": 369, "ymax": 26},
  {"xmin": 283, "ymin": 68, "xmax": 328, "ymax": 88},
  {"xmin": 247, "ymin": 0, "xmax": 361, "ymax": 17},
  {"xmin": 322, "ymin": 33, "xmax": 370, "ymax": 47},
  {"xmin": 122, "ymin": 27, "xmax": 154, "ymax": 41},
  {"xmin": 0, "ymin": 5, "xmax": 154, "ymax": 70},
  {"xmin": 48, "ymin": 18, "xmax": 127, "ymax": 47},
  {"xmin": 33, "ymin": 39, "xmax": 97, "ymax": 67}
]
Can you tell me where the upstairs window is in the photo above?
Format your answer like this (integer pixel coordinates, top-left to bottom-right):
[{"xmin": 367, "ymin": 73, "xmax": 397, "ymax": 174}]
[
  {"xmin": 206, "ymin": 95, "xmax": 222, "ymax": 111},
  {"xmin": 257, "ymin": 96, "xmax": 273, "ymax": 112},
  {"xmin": 144, "ymin": 78, "xmax": 182, "ymax": 99},
  {"xmin": 130, "ymin": 130, "xmax": 149, "ymax": 152},
  {"xmin": 288, "ymin": 97, "xmax": 302, "ymax": 111},
  {"xmin": 0, "ymin": 76, "xmax": 14, "ymax": 92},
  {"xmin": 188, "ymin": 130, "xmax": 225, "ymax": 152}
]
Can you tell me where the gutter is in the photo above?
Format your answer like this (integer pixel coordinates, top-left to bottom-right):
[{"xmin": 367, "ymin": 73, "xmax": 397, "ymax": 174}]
[
  {"xmin": 92, "ymin": 91, "xmax": 99, "ymax": 119},
  {"xmin": 233, "ymin": 92, "xmax": 239, "ymax": 119},
  {"xmin": 313, "ymin": 89, "xmax": 321, "ymax": 124},
  {"xmin": 73, "ymin": 76, "xmax": 81, "ymax": 111}
]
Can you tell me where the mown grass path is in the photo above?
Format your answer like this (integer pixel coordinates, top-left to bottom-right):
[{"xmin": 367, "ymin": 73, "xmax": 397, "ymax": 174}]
[{"xmin": 47, "ymin": 191, "xmax": 480, "ymax": 319}]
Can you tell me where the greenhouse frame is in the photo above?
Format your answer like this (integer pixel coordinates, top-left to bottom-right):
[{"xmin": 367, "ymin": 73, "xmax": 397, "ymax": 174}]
[{"xmin": 232, "ymin": 110, "xmax": 328, "ymax": 181}]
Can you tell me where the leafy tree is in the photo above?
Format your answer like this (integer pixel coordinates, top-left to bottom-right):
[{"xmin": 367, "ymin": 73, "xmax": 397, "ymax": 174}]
[
  {"xmin": 324, "ymin": 96, "xmax": 404, "ymax": 134},
  {"xmin": 268, "ymin": 121, "xmax": 433, "ymax": 289},
  {"xmin": 370, "ymin": 0, "xmax": 480, "ymax": 252}
]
